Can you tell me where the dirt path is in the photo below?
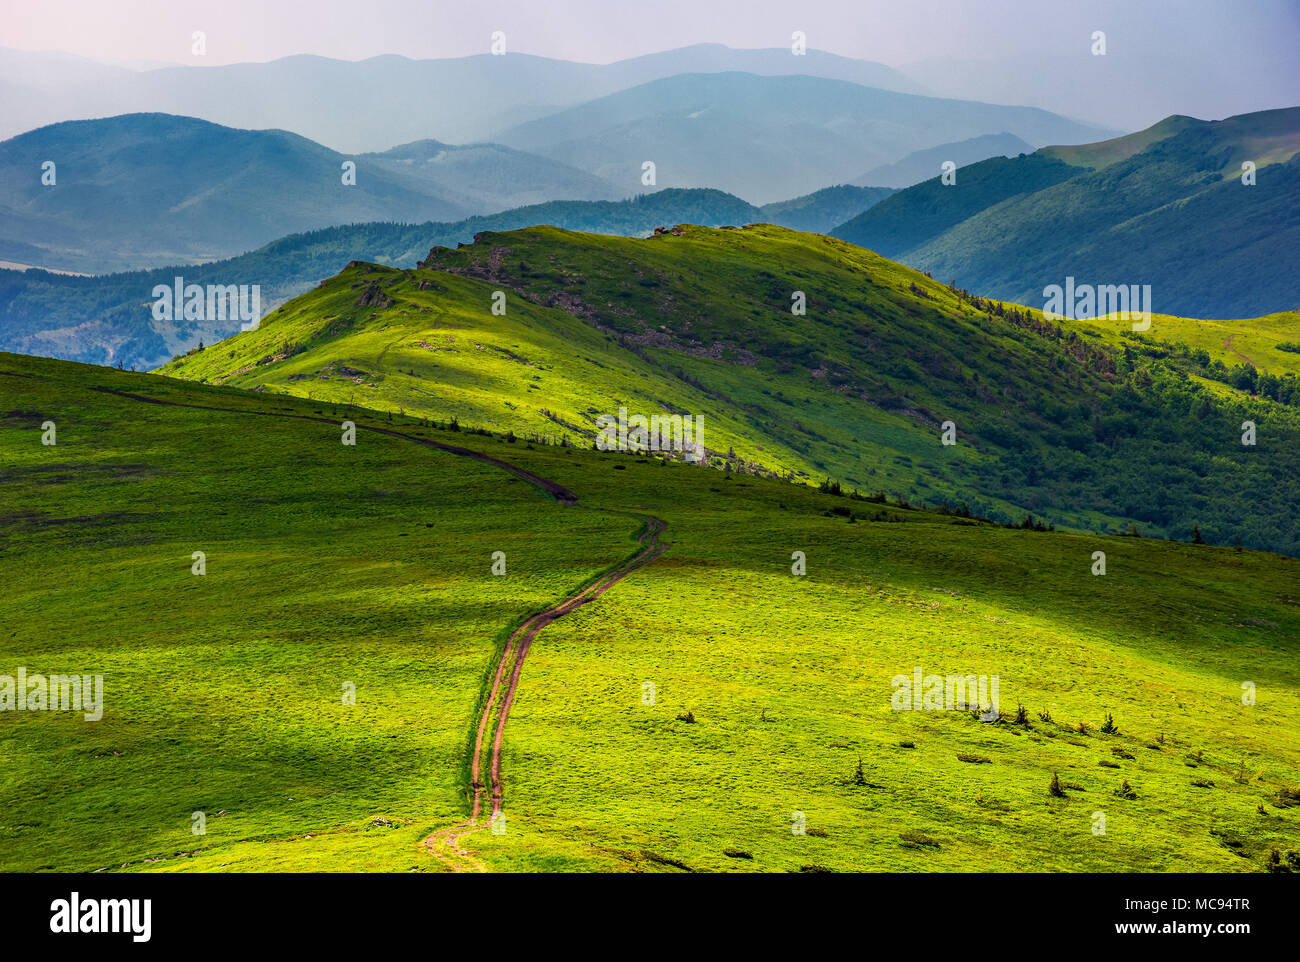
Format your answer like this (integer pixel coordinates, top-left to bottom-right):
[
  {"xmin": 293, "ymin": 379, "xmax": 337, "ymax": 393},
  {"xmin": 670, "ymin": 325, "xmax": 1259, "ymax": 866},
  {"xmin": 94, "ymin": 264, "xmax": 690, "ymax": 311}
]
[
  {"xmin": 425, "ymin": 513, "xmax": 666, "ymax": 870},
  {"xmin": 79, "ymin": 381, "xmax": 665, "ymax": 872},
  {"xmin": 1224, "ymin": 334, "xmax": 1255, "ymax": 368}
]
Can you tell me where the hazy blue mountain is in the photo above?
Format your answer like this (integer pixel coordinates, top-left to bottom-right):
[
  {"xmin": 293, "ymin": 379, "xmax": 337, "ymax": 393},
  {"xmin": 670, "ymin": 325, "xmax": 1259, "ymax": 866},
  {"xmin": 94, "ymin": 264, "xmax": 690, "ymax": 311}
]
[
  {"xmin": 900, "ymin": 45, "xmax": 1297, "ymax": 136},
  {"xmin": 496, "ymin": 72, "xmax": 1113, "ymax": 203},
  {"xmin": 0, "ymin": 48, "xmax": 131, "ymax": 143},
  {"xmin": 0, "ymin": 44, "xmax": 923, "ymax": 151},
  {"xmin": 758, "ymin": 185, "xmax": 895, "ymax": 233},
  {"xmin": 831, "ymin": 116, "xmax": 1215, "ymax": 259},
  {"xmin": 853, "ymin": 132, "xmax": 1035, "ymax": 188},
  {"xmin": 603, "ymin": 42, "xmax": 926, "ymax": 95},
  {"xmin": 832, "ymin": 153, "xmax": 1081, "ymax": 259},
  {"xmin": 0, "ymin": 188, "xmax": 764, "ymax": 369},
  {"xmin": 1033, "ymin": 115, "xmax": 1204, "ymax": 169},
  {"xmin": 0, "ymin": 114, "xmax": 621, "ymax": 273},
  {"xmin": 832, "ymin": 108, "xmax": 1300, "ymax": 318},
  {"xmin": 360, "ymin": 139, "xmax": 621, "ymax": 210}
]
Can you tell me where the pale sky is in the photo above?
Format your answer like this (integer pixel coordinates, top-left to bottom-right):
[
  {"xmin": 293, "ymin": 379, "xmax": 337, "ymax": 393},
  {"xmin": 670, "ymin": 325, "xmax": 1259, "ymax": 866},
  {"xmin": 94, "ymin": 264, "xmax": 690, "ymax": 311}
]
[
  {"xmin": 3, "ymin": 0, "xmax": 1296, "ymax": 127},
  {"xmin": 0, "ymin": 0, "xmax": 1291, "ymax": 67}
]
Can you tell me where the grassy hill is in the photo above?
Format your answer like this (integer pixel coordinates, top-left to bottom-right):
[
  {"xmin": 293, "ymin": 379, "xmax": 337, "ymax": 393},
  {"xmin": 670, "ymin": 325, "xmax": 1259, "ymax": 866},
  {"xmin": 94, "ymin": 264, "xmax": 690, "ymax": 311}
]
[
  {"xmin": 3, "ymin": 349, "xmax": 1298, "ymax": 873},
  {"xmin": 833, "ymin": 153, "xmax": 1079, "ymax": 259},
  {"xmin": 832, "ymin": 108, "xmax": 1300, "ymax": 318},
  {"xmin": 1037, "ymin": 115, "xmax": 1203, "ymax": 170},
  {"xmin": 160, "ymin": 223, "xmax": 1300, "ymax": 554},
  {"xmin": 0, "ymin": 189, "xmax": 767, "ymax": 370}
]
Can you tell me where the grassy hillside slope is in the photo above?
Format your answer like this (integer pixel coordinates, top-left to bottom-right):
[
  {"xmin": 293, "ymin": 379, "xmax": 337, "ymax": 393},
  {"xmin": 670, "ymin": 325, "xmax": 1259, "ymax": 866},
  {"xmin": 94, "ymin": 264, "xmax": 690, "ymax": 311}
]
[
  {"xmin": 2, "ymin": 352, "xmax": 1298, "ymax": 873},
  {"xmin": 833, "ymin": 153, "xmax": 1079, "ymax": 259},
  {"xmin": 0, "ymin": 351, "xmax": 634, "ymax": 871},
  {"xmin": 833, "ymin": 108, "xmax": 1300, "ymax": 318},
  {"xmin": 0, "ymin": 188, "xmax": 764, "ymax": 370},
  {"xmin": 160, "ymin": 224, "xmax": 1300, "ymax": 554}
]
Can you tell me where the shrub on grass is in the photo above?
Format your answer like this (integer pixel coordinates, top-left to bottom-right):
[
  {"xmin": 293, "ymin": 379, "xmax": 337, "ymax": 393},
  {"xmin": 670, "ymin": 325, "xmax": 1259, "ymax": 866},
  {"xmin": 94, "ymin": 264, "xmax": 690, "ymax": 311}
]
[
  {"xmin": 1266, "ymin": 849, "xmax": 1300, "ymax": 873},
  {"xmin": 899, "ymin": 831, "xmax": 941, "ymax": 848}
]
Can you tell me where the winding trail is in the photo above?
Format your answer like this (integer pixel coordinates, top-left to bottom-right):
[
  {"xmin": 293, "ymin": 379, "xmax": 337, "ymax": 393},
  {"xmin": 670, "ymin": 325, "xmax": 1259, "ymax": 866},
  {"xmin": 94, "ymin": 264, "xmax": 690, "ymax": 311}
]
[
  {"xmin": 426, "ymin": 513, "xmax": 666, "ymax": 870},
  {"xmin": 79, "ymin": 381, "xmax": 666, "ymax": 872},
  {"xmin": 1224, "ymin": 334, "xmax": 1255, "ymax": 369}
]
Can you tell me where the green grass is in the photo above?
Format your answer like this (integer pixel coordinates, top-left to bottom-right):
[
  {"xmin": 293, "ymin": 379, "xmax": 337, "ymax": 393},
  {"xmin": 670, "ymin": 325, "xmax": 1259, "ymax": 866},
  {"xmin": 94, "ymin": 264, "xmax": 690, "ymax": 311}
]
[
  {"xmin": 441, "ymin": 430, "xmax": 1300, "ymax": 873},
  {"xmin": 1063, "ymin": 310, "xmax": 1300, "ymax": 378},
  {"xmin": 0, "ymin": 353, "xmax": 633, "ymax": 871},
  {"xmin": 161, "ymin": 223, "xmax": 1300, "ymax": 554},
  {"xmin": 3, "ymin": 351, "xmax": 1298, "ymax": 873}
]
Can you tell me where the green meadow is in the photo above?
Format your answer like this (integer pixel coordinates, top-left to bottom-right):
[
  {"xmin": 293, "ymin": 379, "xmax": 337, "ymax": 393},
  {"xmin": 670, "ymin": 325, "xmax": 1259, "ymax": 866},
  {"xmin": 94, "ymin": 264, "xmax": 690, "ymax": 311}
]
[
  {"xmin": 2, "ymin": 351, "xmax": 1298, "ymax": 872},
  {"xmin": 161, "ymin": 224, "xmax": 1300, "ymax": 554},
  {"xmin": 0, "ymin": 354, "xmax": 630, "ymax": 871},
  {"xmin": 437, "ymin": 433, "xmax": 1300, "ymax": 873}
]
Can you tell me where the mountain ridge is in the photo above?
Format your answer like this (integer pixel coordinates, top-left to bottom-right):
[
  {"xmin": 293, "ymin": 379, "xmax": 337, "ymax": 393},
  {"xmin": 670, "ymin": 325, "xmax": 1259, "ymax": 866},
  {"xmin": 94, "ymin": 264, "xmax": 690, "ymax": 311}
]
[
  {"xmin": 0, "ymin": 43, "xmax": 927, "ymax": 150},
  {"xmin": 832, "ymin": 107, "xmax": 1300, "ymax": 317},
  {"xmin": 158, "ymin": 222, "xmax": 1300, "ymax": 554},
  {"xmin": 0, "ymin": 113, "xmax": 625, "ymax": 274},
  {"xmin": 495, "ymin": 71, "xmax": 1112, "ymax": 203},
  {"xmin": 3, "ymin": 187, "xmax": 892, "ymax": 368}
]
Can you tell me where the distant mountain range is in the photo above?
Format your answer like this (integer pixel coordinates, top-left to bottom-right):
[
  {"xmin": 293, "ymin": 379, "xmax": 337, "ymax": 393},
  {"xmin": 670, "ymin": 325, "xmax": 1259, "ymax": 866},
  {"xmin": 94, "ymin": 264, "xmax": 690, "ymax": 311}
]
[
  {"xmin": 0, "ymin": 114, "xmax": 621, "ymax": 273},
  {"xmin": 0, "ymin": 187, "xmax": 894, "ymax": 369},
  {"xmin": 7, "ymin": 108, "xmax": 1299, "ymax": 369},
  {"xmin": 494, "ymin": 72, "xmax": 1110, "ymax": 203},
  {"xmin": 0, "ymin": 44, "xmax": 927, "ymax": 151},
  {"xmin": 2, "ymin": 90, "xmax": 1087, "ymax": 273},
  {"xmin": 832, "ymin": 108, "xmax": 1300, "ymax": 318},
  {"xmin": 852, "ymin": 132, "xmax": 1035, "ymax": 188},
  {"xmin": 757, "ymin": 185, "xmax": 896, "ymax": 233},
  {"xmin": 360, "ymin": 138, "xmax": 620, "ymax": 213}
]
